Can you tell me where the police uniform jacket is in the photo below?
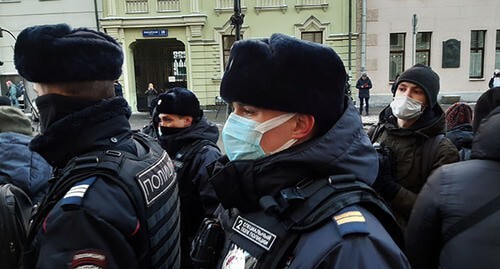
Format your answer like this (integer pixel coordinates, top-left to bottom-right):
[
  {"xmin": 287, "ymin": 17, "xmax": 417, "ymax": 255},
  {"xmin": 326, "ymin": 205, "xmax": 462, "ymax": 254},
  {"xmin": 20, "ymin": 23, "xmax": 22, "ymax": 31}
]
[
  {"xmin": 369, "ymin": 104, "xmax": 459, "ymax": 225},
  {"xmin": 27, "ymin": 98, "xmax": 179, "ymax": 269},
  {"xmin": 406, "ymin": 107, "xmax": 500, "ymax": 269},
  {"xmin": 209, "ymin": 102, "xmax": 410, "ymax": 269},
  {"xmin": 159, "ymin": 115, "xmax": 221, "ymax": 268}
]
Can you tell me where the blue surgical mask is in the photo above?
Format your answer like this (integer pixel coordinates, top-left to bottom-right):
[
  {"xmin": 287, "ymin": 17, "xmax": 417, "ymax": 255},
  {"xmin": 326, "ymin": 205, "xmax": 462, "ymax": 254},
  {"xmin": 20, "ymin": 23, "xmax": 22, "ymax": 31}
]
[{"xmin": 222, "ymin": 112, "xmax": 297, "ymax": 161}]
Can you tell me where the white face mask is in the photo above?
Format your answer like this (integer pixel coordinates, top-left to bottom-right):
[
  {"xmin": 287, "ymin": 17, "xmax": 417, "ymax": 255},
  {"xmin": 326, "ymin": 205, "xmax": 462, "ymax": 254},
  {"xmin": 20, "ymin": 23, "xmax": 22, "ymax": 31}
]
[{"xmin": 390, "ymin": 96, "xmax": 423, "ymax": 120}]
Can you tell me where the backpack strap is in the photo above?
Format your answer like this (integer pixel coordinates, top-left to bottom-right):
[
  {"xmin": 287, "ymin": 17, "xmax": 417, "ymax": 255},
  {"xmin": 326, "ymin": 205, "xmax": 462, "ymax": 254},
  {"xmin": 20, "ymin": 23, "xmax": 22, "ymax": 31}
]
[
  {"xmin": 421, "ymin": 134, "xmax": 445, "ymax": 178},
  {"xmin": 442, "ymin": 194, "xmax": 500, "ymax": 246}
]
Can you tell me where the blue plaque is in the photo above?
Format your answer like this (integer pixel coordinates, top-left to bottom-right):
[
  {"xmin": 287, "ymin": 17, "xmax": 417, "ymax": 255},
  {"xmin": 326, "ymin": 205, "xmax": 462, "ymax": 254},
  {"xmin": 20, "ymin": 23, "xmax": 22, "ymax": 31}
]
[{"xmin": 142, "ymin": 29, "xmax": 168, "ymax": 37}]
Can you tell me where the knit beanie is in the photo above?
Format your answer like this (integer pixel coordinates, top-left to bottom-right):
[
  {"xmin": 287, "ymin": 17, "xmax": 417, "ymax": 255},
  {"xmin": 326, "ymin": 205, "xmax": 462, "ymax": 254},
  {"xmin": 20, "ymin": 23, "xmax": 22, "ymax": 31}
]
[
  {"xmin": 396, "ymin": 64, "xmax": 440, "ymax": 108},
  {"xmin": 14, "ymin": 24, "xmax": 123, "ymax": 83},
  {"xmin": 445, "ymin": 102, "xmax": 473, "ymax": 130},
  {"xmin": 220, "ymin": 33, "xmax": 346, "ymax": 134},
  {"xmin": 473, "ymin": 87, "xmax": 500, "ymax": 132},
  {"xmin": 156, "ymin": 87, "xmax": 202, "ymax": 118},
  {"xmin": 0, "ymin": 106, "xmax": 33, "ymax": 135}
]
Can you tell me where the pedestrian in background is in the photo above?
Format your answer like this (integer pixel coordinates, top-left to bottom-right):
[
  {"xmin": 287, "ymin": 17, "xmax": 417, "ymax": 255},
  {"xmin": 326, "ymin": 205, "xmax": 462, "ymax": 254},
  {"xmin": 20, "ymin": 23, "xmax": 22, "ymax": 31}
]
[
  {"xmin": 5, "ymin": 80, "xmax": 19, "ymax": 107},
  {"xmin": 488, "ymin": 69, "xmax": 500, "ymax": 89},
  {"xmin": 155, "ymin": 87, "xmax": 221, "ymax": 269},
  {"xmin": 113, "ymin": 80, "xmax": 123, "ymax": 97},
  {"xmin": 368, "ymin": 64, "xmax": 458, "ymax": 228},
  {"xmin": 191, "ymin": 34, "xmax": 409, "ymax": 269},
  {"xmin": 356, "ymin": 72, "xmax": 372, "ymax": 115},
  {"xmin": 14, "ymin": 23, "xmax": 180, "ymax": 269},
  {"xmin": 145, "ymin": 82, "xmax": 158, "ymax": 115},
  {"xmin": 406, "ymin": 86, "xmax": 500, "ymax": 269}
]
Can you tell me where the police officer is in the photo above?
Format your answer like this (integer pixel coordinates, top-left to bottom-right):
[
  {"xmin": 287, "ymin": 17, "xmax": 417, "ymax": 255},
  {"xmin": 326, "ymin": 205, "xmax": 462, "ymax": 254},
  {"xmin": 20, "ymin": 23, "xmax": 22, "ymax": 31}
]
[
  {"xmin": 14, "ymin": 24, "xmax": 180, "ymax": 268},
  {"xmin": 191, "ymin": 34, "xmax": 409, "ymax": 268},
  {"xmin": 155, "ymin": 87, "xmax": 221, "ymax": 268}
]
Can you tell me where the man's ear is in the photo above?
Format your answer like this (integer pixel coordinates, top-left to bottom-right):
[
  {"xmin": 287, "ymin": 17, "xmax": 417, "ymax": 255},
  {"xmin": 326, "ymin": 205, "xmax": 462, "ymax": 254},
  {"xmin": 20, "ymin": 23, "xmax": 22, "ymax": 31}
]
[
  {"xmin": 292, "ymin": 114, "xmax": 315, "ymax": 139},
  {"xmin": 183, "ymin": 115, "xmax": 193, "ymax": 127}
]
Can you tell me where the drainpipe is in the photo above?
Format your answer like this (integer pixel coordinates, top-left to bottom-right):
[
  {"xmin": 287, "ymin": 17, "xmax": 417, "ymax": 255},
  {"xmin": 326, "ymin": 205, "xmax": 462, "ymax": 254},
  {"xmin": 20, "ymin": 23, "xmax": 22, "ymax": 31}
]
[
  {"xmin": 361, "ymin": 0, "xmax": 366, "ymax": 72},
  {"xmin": 93, "ymin": 0, "xmax": 100, "ymax": 31},
  {"xmin": 348, "ymin": 0, "xmax": 352, "ymax": 74}
]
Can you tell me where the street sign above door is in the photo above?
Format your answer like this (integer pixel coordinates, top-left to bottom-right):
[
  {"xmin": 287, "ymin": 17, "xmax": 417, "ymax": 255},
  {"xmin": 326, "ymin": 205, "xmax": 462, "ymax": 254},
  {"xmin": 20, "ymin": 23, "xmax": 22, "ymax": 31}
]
[{"xmin": 142, "ymin": 29, "xmax": 168, "ymax": 37}]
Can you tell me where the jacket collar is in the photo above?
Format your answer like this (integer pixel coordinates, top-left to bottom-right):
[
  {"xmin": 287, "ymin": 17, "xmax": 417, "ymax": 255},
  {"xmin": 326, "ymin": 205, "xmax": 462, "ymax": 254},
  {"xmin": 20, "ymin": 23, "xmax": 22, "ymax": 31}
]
[{"xmin": 30, "ymin": 97, "xmax": 133, "ymax": 168}]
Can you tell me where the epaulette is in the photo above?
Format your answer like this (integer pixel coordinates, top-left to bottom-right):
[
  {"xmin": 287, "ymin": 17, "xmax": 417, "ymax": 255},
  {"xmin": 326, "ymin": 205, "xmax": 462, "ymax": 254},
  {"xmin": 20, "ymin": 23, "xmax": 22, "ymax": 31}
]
[
  {"xmin": 60, "ymin": 177, "xmax": 97, "ymax": 211},
  {"xmin": 332, "ymin": 205, "xmax": 369, "ymax": 237}
]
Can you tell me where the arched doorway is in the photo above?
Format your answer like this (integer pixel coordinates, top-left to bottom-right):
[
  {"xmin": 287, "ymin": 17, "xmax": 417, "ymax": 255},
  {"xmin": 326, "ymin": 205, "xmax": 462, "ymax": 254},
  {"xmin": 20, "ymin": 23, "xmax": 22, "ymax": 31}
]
[{"xmin": 133, "ymin": 38, "xmax": 187, "ymax": 112}]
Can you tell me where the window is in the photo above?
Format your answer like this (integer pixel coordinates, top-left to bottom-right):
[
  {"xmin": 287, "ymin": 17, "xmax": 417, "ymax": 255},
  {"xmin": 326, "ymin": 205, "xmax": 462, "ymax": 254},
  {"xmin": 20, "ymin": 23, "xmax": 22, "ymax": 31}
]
[
  {"xmin": 389, "ymin": 33, "xmax": 405, "ymax": 81},
  {"xmin": 157, "ymin": 0, "xmax": 180, "ymax": 12},
  {"xmin": 125, "ymin": 0, "xmax": 148, "ymax": 13},
  {"xmin": 416, "ymin": 32, "xmax": 431, "ymax": 66},
  {"xmin": 222, "ymin": 35, "xmax": 236, "ymax": 69},
  {"xmin": 496, "ymin": 30, "xmax": 500, "ymax": 69},
  {"xmin": 173, "ymin": 51, "xmax": 186, "ymax": 82},
  {"xmin": 301, "ymin": 31, "xmax": 322, "ymax": 44},
  {"xmin": 469, "ymin": 30, "xmax": 486, "ymax": 78}
]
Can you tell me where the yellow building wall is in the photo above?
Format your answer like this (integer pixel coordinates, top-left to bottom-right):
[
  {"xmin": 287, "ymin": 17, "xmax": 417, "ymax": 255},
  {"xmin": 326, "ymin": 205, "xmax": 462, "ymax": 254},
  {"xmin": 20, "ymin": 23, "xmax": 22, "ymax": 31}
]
[{"xmin": 101, "ymin": 0, "xmax": 358, "ymax": 110}]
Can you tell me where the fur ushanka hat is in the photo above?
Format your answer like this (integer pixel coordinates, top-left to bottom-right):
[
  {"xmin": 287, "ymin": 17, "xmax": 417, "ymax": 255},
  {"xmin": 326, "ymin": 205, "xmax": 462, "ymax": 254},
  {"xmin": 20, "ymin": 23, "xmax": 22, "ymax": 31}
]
[
  {"xmin": 220, "ymin": 33, "xmax": 347, "ymax": 134},
  {"xmin": 14, "ymin": 24, "xmax": 123, "ymax": 83},
  {"xmin": 156, "ymin": 88, "xmax": 202, "ymax": 118}
]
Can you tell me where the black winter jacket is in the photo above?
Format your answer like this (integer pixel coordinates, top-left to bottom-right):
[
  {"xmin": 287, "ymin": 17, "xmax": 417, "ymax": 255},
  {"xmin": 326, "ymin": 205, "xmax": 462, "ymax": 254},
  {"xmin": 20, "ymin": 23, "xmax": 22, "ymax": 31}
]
[
  {"xmin": 406, "ymin": 107, "xmax": 500, "ymax": 269},
  {"xmin": 158, "ymin": 116, "xmax": 221, "ymax": 268},
  {"xmin": 369, "ymin": 105, "xmax": 458, "ymax": 225}
]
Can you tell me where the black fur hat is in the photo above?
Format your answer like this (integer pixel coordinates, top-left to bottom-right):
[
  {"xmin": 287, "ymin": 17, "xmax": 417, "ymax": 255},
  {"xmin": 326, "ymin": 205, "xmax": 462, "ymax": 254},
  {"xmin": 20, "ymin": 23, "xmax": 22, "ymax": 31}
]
[
  {"xmin": 156, "ymin": 87, "xmax": 202, "ymax": 118},
  {"xmin": 395, "ymin": 64, "xmax": 440, "ymax": 108},
  {"xmin": 220, "ymin": 33, "xmax": 346, "ymax": 134},
  {"xmin": 14, "ymin": 24, "xmax": 123, "ymax": 83}
]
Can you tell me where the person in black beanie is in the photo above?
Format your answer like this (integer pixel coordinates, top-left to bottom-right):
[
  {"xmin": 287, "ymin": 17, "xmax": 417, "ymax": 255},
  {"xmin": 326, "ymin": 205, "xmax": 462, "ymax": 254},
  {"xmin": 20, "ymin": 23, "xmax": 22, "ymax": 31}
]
[
  {"xmin": 14, "ymin": 24, "xmax": 181, "ymax": 269},
  {"xmin": 190, "ymin": 33, "xmax": 409, "ymax": 269},
  {"xmin": 368, "ymin": 64, "xmax": 458, "ymax": 228},
  {"xmin": 154, "ymin": 87, "xmax": 221, "ymax": 269}
]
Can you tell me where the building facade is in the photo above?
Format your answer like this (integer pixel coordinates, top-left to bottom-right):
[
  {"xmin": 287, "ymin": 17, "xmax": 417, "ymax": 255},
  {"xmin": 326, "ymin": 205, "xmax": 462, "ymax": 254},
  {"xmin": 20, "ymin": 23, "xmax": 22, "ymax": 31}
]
[
  {"xmin": 363, "ymin": 0, "xmax": 500, "ymax": 105},
  {"xmin": 101, "ymin": 0, "xmax": 358, "ymax": 111},
  {"xmin": 0, "ymin": 0, "xmax": 102, "ymax": 100}
]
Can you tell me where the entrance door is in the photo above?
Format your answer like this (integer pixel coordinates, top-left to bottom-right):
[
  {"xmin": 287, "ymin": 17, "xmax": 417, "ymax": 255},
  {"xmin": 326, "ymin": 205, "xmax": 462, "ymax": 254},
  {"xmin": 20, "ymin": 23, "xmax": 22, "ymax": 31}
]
[{"xmin": 133, "ymin": 39, "xmax": 186, "ymax": 112}]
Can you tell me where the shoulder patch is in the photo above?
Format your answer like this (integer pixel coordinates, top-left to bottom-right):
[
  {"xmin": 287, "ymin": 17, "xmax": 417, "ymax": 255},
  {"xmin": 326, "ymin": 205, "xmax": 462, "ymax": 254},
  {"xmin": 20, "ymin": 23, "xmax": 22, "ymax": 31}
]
[
  {"xmin": 60, "ymin": 177, "xmax": 97, "ymax": 210},
  {"xmin": 332, "ymin": 206, "xmax": 369, "ymax": 237}
]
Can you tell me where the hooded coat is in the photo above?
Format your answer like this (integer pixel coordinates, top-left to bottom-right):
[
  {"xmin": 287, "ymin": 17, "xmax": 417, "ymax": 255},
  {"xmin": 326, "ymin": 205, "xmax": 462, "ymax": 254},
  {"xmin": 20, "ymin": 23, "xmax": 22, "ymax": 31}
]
[
  {"xmin": 405, "ymin": 106, "xmax": 500, "ymax": 269},
  {"xmin": 368, "ymin": 104, "xmax": 459, "ymax": 225},
  {"xmin": 0, "ymin": 132, "xmax": 51, "ymax": 204},
  {"xmin": 209, "ymin": 102, "xmax": 409, "ymax": 268}
]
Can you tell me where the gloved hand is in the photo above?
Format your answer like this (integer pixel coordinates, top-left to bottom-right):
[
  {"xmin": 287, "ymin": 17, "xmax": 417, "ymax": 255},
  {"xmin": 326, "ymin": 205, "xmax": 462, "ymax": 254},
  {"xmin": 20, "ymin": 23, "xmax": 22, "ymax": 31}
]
[{"xmin": 373, "ymin": 144, "xmax": 401, "ymax": 201}]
